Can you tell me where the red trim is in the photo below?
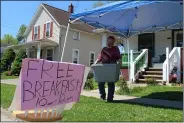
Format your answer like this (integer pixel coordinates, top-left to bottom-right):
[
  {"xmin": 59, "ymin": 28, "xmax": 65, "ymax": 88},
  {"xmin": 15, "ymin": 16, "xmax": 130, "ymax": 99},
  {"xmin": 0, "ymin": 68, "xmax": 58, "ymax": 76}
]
[
  {"xmin": 43, "ymin": 24, "xmax": 46, "ymax": 38},
  {"xmin": 32, "ymin": 27, "xmax": 34, "ymax": 40},
  {"xmin": 50, "ymin": 22, "xmax": 53, "ymax": 37}
]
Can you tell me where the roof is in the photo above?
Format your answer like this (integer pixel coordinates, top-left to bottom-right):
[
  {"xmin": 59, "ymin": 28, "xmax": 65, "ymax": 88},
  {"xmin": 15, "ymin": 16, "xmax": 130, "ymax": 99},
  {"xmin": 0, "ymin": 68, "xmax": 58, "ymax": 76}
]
[{"xmin": 42, "ymin": 3, "xmax": 94, "ymax": 33}]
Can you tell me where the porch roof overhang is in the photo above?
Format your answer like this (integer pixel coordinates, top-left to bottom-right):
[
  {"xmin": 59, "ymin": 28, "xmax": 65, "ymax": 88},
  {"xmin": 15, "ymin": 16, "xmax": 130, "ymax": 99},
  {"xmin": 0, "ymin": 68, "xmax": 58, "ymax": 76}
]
[{"xmin": 6, "ymin": 38, "xmax": 59, "ymax": 49}]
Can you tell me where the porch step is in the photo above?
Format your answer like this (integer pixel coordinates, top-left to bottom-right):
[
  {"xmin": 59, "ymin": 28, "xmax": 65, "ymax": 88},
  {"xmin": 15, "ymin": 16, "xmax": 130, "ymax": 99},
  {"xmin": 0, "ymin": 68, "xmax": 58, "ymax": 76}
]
[
  {"xmin": 138, "ymin": 79, "xmax": 163, "ymax": 83},
  {"xmin": 143, "ymin": 75, "xmax": 162, "ymax": 79},
  {"xmin": 145, "ymin": 68, "xmax": 162, "ymax": 71},
  {"xmin": 145, "ymin": 71, "xmax": 163, "ymax": 75}
]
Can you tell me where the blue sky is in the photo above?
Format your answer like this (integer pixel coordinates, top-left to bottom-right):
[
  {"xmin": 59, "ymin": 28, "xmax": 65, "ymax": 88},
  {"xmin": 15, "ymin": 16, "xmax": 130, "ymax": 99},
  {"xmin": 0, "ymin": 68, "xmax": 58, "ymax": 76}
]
[{"xmin": 1, "ymin": 1, "xmax": 95, "ymax": 38}]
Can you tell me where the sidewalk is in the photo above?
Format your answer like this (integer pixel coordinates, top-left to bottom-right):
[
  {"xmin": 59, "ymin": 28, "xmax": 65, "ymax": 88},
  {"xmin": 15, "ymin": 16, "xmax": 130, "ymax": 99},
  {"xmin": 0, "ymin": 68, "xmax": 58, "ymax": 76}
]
[
  {"xmin": 81, "ymin": 89, "xmax": 183, "ymax": 109},
  {"xmin": 1, "ymin": 79, "xmax": 18, "ymax": 85}
]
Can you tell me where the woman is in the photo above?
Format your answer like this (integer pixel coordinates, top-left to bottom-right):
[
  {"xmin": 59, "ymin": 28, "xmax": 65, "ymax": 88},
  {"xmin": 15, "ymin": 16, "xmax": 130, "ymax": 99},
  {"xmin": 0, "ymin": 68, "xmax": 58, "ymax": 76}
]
[{"xmin": 94, "ymin": 36, "xmax": 121, "ymax": 102}]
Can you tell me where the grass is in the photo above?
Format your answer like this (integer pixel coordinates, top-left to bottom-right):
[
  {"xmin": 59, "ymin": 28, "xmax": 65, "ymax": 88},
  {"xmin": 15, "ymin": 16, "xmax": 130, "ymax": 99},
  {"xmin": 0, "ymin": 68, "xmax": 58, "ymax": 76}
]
[
  {"xmin": 62, "ymin": 96, "xmax": 182, "ymax": 122},
  {"xmin": 1, "ymin": 75, "xmax": 18, "ymax": 80},
  {"xmin": 1, "ymin": 84, "xmax": 16, "ymax": 109},
  {"xmin": 117, "ymin": 85, "xmax": 183, "ymax": 102},
  {"xmin": 1, "ymin": 83, "xmax": 182, "ymax": 122}
]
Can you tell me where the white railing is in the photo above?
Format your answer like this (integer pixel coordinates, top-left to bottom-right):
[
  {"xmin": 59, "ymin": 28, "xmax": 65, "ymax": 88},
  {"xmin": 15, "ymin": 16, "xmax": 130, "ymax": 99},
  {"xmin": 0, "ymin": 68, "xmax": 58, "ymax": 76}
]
[
  {"xmin": 130, "ymin": 49, "xmax": 148, "ymax": 82},
  {"xmin": 163, "ymin": 47, "xmax": 181, "ymax": 83}
]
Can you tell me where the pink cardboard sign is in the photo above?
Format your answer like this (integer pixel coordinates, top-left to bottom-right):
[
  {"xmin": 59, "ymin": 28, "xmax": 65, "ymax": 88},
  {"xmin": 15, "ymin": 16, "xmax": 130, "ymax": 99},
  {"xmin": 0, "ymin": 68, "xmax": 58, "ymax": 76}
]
[{"xmin": 21, "ymin": 58, "xmax": 85, "ymax": 110}]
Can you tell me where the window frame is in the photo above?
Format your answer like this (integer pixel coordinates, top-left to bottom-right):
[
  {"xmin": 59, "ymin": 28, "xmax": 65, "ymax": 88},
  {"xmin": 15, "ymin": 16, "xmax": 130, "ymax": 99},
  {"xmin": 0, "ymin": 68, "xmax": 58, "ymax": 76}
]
[
  {"xmin": 45, "ymin": 21, "xmax": 51, "ymax": 38},
  {"xmin": 73, "ymin": 31, "xmax": 80, "ymax": 40},
  {"xmin": 34, "ymin": 25, "xmax": 38, "ymax": 40},
  {"xmin": 89, "ymin": 51, "xmax": 95, "ymax": 66},
  {"xmin": 46, "ymin": 47, "xmax": 54, "ymax": 61},
  {"xmin": 72, "ymin": 49, "xmax": 80, "ymax": 64}
]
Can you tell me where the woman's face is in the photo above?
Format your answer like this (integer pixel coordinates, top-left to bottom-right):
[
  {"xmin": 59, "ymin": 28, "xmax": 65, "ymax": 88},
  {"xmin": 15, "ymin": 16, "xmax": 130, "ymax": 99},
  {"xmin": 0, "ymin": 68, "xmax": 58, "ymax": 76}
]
[{"xmin": 107, "ymin": 38, "xmax": 115, "ymax": 47}]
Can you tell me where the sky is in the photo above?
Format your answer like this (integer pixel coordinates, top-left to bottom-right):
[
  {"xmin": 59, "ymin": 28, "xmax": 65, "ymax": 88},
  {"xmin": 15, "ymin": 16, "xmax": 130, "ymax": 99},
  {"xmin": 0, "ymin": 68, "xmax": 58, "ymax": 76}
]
[{"xmin": 1, "ymin": 1, "xmax": 95, "ymax": 38}]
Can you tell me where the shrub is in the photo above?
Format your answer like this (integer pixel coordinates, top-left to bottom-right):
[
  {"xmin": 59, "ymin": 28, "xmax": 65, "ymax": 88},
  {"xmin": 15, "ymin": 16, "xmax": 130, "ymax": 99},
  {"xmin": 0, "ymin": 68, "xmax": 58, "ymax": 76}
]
[
  {"xmin": 11, "ymin": 49, "xmax": 27, "ymax": 75},
  {"xmin": 84, "ymin": 78, "xmax": 97, "ymax": 90},
  {"xmin": 116, "ymin": 77, "xmax": 130, "ymax": 95},
  {"xmin": 3, "ymin": 71, "xmax": 12, "ymax": 76},
  {"xmin": 87, "ymin": 72, "xmax": 94, "ymax": 79},
  {"xmin": 1, "ymin": 48, "xmax": 16, "ymax": 72},
  {"xmin": 146, "ymin": 77, "xmax": 156, "ymax": 85}
]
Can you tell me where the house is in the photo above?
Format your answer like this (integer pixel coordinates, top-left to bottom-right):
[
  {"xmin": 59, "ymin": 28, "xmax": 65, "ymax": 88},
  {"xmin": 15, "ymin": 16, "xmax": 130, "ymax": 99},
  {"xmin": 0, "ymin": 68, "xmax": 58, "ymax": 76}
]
[{"xmin": 8, "ymin": 3, "xmax": 102, "ymax": 67}]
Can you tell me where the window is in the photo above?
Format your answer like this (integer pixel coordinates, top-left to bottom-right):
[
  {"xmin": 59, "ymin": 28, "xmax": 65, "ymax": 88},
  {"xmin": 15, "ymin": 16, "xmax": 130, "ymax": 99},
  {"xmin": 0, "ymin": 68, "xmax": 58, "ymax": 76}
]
[
  {"xmin": 72, "ymin": 49, "xmax": 79, "ymax": 64},
  {"xmin": 89, "ymin": 52, "xmax": 95, "ymax": 66},
  {"xmin": 46, "ymin": 48, "xmax": 54, "ymax": 61},
  {"xmin": 34, "ymin": 26, "xmax": 38, "ymax": 40},
  {"xmin": 73, "ymin": 31, "xmax": 80, "ymax": 40},
  {"xmin": 46, "ymin": 22, "xmax": 51, "ymax": 37},
  {"xmin": 176, "ymin": 33, "xmax": 183, "ymax": 47}
]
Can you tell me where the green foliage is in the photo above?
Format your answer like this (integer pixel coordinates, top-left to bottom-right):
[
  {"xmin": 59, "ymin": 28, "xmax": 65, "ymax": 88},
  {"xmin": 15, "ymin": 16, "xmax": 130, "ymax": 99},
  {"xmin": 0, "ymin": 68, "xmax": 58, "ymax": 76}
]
[
  {"xmin": 0, "ymin": 48, "xmax": 16, "ymax": 72},
  {"xmin": 1, "ymin": 34, "xmax": 18, "ymax": 45},
  {"xmin": 116, "ymin": 77, "xmax": 130, "ymax": 95},
  {"xmin": 16, "ymin": 24, "xmax": 26, "ymax": 42},
  {"xmin": 11, "ymin": 49, "xmax": 27, "ymax": 75},
  {"xmin": 87, "ymin": 72, "xmax": 94, "ymax": 79},
  {"xmin": 146, "ymin": 77, "xmax": 157, "ymax": 85},
  {"xmin": 84, "ymin": 78, "xmax": 96, "ymax": 90},
  {"xmin": 2, "ymin": 71, "xmax": 12, "ymax": 76}
]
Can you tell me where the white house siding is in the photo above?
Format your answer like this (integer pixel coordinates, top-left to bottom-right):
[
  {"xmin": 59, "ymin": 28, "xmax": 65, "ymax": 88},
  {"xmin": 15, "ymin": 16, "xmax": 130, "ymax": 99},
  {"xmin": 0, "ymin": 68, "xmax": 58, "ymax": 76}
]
[
  {"xmin": 61, "ymin": 28, "xmax": 102, "ymax": 66},
  {"xmin": 127, "ymin": 30, "xmax": 172, "ymax": 57},
  {"xmin": 155, "ymin": 30, "xmax": 172, "ymax": 56},
  {"xmin": 26, "ymin": 9, "xmax": 60, "ymax": 44}
]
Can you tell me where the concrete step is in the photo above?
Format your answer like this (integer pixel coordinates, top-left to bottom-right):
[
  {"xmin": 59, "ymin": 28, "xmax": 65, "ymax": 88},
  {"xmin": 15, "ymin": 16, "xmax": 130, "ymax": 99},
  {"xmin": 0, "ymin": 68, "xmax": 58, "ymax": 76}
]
[
  {"xmin": 143, "ymin": 75, "xmax": 162, "ymax": 79},
  {"xmin": 145, "ymin": 71, "xmax": 163, "ymax": 75},
  {"xmin": 138, "ymin": 79, "xmax": 163, "ymax": 83}
]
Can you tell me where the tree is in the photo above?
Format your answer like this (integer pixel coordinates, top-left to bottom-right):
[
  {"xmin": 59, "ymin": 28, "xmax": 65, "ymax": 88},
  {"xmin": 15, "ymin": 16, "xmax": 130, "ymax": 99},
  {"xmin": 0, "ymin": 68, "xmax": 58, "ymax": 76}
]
[
  {"xmin": 1, "ymin": 48, "xmax": 16, "ymax": 72},
  {"xmin": 16, "ymin": 24, "xmax": 26, "ymax": 42},
  {"xmin": 1, "ymin": 34, "xmax": 18, "ymax": 45},
  {"xmin": 11, "ymin": 49, "xmax": 27, "ymax": 75}
]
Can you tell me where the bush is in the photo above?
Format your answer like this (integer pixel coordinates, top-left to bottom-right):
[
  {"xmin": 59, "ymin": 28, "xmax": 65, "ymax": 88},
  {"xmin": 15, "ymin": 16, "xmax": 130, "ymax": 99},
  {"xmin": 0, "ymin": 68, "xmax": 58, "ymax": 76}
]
[
  {"xmin": 87, "ymin": 72, "xmax": 94, "ymax": 79},
  {"xmin": 1, "ymin": 48, "xmax": 16, "ymax": 72},
  {"xmin": 3, "ymin": 71, "xmax": 12, "ymax": 76},
  {"xmin": 116, "ymin": 77, "xmax": 130, "ymax": 95},
  {"xmin": 146, "ymin": 77, "xmax": 156, "ymax": 85},
  {"xmin": 11, "ymin": 49, "xmax": 27, "ymax": 75},
  {"xmin": 84, "ymin": 78, "xmax": 97, "ymax": 90}
]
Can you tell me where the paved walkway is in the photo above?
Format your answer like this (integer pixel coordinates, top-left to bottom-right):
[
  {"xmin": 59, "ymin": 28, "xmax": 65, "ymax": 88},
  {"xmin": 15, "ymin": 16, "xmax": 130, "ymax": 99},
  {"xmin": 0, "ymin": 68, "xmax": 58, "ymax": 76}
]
[
  {"xmin": 1, "ymin": 79, "xmax": 18, "ymax": 85},
  {"xmin": 1, "ymin": 108, "xmax": 16, "ymax": 121}
]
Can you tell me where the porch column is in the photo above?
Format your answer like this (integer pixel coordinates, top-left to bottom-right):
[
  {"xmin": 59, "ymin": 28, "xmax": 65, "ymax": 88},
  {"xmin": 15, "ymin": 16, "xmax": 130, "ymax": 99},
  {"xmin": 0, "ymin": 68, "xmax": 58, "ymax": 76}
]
[
  {"xmin": 26, "ymin": 48, "xmax": 29, "ymax": 58},
  {"xmin": 37, "ymin": 43, "xmax": 41, "ymax": 59},
  {"xmin": 166, "ymin": 47, "xmax": 169, "ymax": 84},
  {"xmin": 102, "ymin": 33, "xmax": 107, "ymax": 48}
]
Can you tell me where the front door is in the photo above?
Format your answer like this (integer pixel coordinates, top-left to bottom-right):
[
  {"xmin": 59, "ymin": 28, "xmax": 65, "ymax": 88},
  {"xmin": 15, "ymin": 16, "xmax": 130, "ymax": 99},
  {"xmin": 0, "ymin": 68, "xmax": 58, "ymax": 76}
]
[{"xmin": 138, "ymin": 33, "xmax": 155, "ymax": 66}]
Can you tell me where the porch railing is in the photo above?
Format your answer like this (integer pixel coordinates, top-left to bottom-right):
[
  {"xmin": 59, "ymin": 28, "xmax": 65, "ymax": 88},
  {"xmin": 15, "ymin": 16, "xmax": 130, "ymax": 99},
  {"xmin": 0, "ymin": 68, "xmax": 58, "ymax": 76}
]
[
  {"xmin": 163, "ymin": 47, "xmax": 181, "ymax": 82},
  {"xmin": 121, "ymin": 52, "xmax": 141, "ymax": 68},
  {"xmin": 130, "ymin": 49, "xmax": 148, "ymax": 82}
]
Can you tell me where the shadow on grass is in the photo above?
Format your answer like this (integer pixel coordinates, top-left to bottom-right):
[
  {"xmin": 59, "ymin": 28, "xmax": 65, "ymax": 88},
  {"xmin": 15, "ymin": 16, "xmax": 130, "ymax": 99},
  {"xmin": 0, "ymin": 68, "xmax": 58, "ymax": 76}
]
[
  {"xmin": 111, "ymin": 91, "xmax": 183, "ymax": 110},
  {"xmin": 141, "ymin": 91, "xmax": 183, "ymax": 102}
]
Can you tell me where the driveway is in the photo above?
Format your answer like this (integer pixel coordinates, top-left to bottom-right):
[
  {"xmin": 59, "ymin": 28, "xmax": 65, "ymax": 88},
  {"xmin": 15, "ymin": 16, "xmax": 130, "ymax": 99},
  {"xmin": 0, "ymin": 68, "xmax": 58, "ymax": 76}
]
[{"xmin": 1, "ymin": 79, "xmax": 19, "ymax": 85}]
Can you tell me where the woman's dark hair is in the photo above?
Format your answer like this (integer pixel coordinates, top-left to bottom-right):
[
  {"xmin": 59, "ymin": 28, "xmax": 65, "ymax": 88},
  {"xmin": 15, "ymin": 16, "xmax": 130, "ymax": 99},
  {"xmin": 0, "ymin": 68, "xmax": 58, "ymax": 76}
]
[{"xmin": 108, "ymin": 36, "xmax": 115, "ymax": 41}]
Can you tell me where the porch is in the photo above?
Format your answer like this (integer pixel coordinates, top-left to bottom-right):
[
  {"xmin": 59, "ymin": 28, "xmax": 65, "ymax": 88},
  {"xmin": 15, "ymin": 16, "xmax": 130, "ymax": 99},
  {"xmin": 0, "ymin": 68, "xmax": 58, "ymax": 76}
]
[{"xmin": 7, "ymin": 38, "xmax": 59, "ymax": 61}]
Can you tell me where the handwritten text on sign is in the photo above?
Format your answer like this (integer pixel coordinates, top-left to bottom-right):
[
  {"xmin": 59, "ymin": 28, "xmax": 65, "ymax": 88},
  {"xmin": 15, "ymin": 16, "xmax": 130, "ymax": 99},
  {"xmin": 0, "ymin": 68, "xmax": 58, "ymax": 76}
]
[{"xmin": 21, "ymin": 58, "xmax": 85, "ymax": 110}]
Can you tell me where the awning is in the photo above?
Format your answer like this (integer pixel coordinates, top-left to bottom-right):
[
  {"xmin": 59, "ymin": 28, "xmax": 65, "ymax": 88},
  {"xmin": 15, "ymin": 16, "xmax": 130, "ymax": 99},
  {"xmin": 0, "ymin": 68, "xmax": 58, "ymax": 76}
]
[
  {"xmin": 70, "ymin": 1, "xmax": 183, "ymax": 38},
  {"xmin": 6, "ymin": 38, "xmax": 59, "ymax": 49}
]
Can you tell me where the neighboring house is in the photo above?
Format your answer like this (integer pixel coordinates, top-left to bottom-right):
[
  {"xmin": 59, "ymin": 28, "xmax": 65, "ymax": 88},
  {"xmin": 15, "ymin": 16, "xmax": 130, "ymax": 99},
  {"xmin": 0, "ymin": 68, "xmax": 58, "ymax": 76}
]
[{"xmin": 8, "ymin": 3, "xmax": 102, "ymax": 67}]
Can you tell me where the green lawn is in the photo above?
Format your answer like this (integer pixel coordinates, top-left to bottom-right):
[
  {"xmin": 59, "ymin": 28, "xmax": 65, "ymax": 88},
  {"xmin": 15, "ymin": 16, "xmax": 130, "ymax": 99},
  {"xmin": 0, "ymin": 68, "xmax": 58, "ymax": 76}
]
[
  {"xmin": 117, "ymin": 85, "xmax": 183, "ymax": 102},
  {"xmin": 1, "ymin": 75, "xmax": 18, "ymax": 80},
  {"xmin": 1, "ymin": 84, "xmax": 16, "ymax": 108},
  {"xmin": 1, "ymin": 83, "xmax": 182, "ymax": 122}
]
